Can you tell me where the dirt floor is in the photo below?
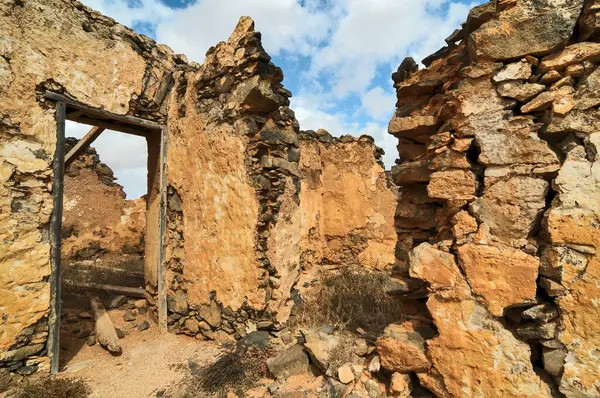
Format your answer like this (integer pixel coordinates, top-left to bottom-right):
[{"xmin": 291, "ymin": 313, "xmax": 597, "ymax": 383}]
[{"xmin": 58, "ymin": 297, "xmax": 223, "ymax": 398}]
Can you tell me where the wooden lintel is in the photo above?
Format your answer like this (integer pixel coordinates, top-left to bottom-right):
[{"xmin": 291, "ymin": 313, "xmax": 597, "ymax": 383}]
[
  {"xmin": 44, "ymin": 91, "xmax": 163, "ymax": 131},
  {"xmin": 69, "ymin": 116, "xmax": 151, "ymax": 137},
  {"xmin": 64, "ymin": 126, "xmax": 105, "ymax": 168}
]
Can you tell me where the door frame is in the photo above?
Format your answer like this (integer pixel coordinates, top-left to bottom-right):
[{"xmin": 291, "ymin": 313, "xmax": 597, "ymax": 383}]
[{"xmin": 45, "ymin": 92, "xmax": 168, "ymax": 374}]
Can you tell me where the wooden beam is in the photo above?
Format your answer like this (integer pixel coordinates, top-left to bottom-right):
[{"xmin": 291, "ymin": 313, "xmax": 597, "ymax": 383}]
[
  {"xmin": 48, "ymin": 101, "xmax": 66, "ymax": 375},
  {"xmin": 68, "ymin": 115, "xmax": 151, "ymax": 137},
  {"xmin": 90, "ymin": 297, "xmax": 122, "ymax": 354},
  {"xmin": 64, "ymin": 126, "xmax": 105, "ymax": 168},
  {"xmin": 157, "ymin": 126, "xmax": 168, "ymax": 332},
  {"xmin": 44, "ymin": 91, "xmax": 163, "ymax": 131},
  {"xmin": 64, "ymin": 281, "xmax": 146, "ymax": 298}
]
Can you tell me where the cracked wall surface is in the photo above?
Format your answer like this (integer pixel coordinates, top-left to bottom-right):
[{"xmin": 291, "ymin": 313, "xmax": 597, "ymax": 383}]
[
  {"xmin": 163, "ymin": 19, "xmax": 398, "ymax": 339},
  {"xmin": 386, "ymin": 0, "xmax": 600, "ymax": 396}
]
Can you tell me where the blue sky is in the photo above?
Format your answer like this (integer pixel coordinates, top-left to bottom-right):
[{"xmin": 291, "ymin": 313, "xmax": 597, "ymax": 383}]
[{"xmin": 68, "ymin": 0, "xmax": 483, "ymax": 199}]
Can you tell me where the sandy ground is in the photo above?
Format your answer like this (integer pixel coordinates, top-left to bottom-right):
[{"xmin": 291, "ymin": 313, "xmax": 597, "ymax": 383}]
[{"xmin": 59, "ymin": 302, "xmax": 222, "ymax": 398}]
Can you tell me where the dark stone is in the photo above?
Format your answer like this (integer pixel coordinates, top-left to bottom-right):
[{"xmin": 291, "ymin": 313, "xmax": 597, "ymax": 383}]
[
  {"xmin": 259, "ymin": 126, "xmax": 299, "ymax": 146},
  {"xmin": 116, "ymin": 329, "xmax": 126, "ymax": 339},
  {"xmin": 137, "ymin": 321, "xmax": 150, "ymax": 332},
  {"xmin": 124, "ymin": 310, "xmax": 137, "ymax": 322},
  {"xmin": 167, "ymin": 291, "xmax": 189, "ymax": 316},
  {"xmin": 392, "ymin": 57, "xmax": 419, "ymax": 83},
  {"xmin": 104, "ymin": 295, "xmax": 127, "ymax": 309},
  {"xmin": 422, "ymin": 47, "xmax": 450, "ymax": 67},
  {"xmin": 236, "ymin": 331, "xmax": 270, "ymax": 353},
  {"xmin": 16, "ymin": 365, "xmax": 37, "ymax": 376},
  {"xmin": 287, "ymin": 148, "xmax": 300, "ymax": 163},
  {"xmin": 446, "ymin": 28, "xmax": 465, "ymax": 44},
  {"xmin": 266, "ymin": 345, "xmax": 310, "ymax": 379},
  {"xmin": 464, "ymin": 2, "xmax": 497, "ymax": 35}
]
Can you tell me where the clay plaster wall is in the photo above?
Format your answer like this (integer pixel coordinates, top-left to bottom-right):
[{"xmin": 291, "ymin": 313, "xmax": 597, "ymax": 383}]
[
  {"xmin": 385, "ymin": 1, "xmax": 600, "ymax": 396},
  {"xmin": 299, "ymin": 133, "xmax": 397, "ymax": 271},
  {"xmin": 162, "ymin": 18, "xmax": 305, "ymax": 338},
  {"xmin": 0, "ymin": 0, "xmax": 178, "ymax": 374}
]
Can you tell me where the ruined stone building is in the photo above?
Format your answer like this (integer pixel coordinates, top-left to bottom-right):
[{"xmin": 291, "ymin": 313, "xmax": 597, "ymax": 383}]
[{"xmin": 1, "ymin": 0, "xmax": 600, "ymax": 397}]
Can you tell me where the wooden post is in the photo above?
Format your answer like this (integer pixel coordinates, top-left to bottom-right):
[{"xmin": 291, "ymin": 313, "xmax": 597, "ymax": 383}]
[
  {"xmin": 48, "ymin": 101, "xmax": 66, "ymax": 375},
  {"xmin": 157, "ymin": 127, "xmax": 168, "ymax": 332},
  {"xmin": 90, "ymin": 297, "xmax": 122, "ymax": 354},
  {"xmin": 64, "ymin": 126, "xmax": 105, "ymax": 168}
]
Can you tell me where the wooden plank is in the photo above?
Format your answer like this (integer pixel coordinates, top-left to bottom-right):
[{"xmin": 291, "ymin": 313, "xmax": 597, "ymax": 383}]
[
  {"xmin": 66, "ymin": 116, "xmax": 151, "ymax": 138},
  {"xmin": 48, "ymin": 101, "xmax": 66, "ymax": 375},
  {"xmin": 157, "ymin": 126, "xmax": 168, "ymax": 332},
  {"xmin": 44, "ymin": 91, "xmax": 163, "ymax": 131},
  {"xmin": 90, "ymin": 297, "xmax": 122, "ymax": 354},
  {"xmin": 63, "ymin": 281, "xmax": 146, "ymax": 298},
  {"xmin": 64, "ymin": 126, "xmax": 105, "ymax": 168}
]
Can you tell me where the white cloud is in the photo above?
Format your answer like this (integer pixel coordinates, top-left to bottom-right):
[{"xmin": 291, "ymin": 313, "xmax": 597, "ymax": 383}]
[
  {"xmin": 360, "ymin": 86, "xmax": 396, "ymax": 120},
  {"xmin": 82, "ymin": 0, "xmax": 173, "ymax": 29},
  {"xmin": 308, "ymin": 0, "xmax": 479, "ymax": 97},
  {"xmin": 155, "ymin": 0, "xmax": 331, "ymax": 63}
]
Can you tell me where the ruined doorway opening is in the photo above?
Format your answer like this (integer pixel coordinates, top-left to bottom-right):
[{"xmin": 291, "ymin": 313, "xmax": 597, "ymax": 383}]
[{"xmin": 46, "ymin": 92, "xmax": 168, "ymax": 374}]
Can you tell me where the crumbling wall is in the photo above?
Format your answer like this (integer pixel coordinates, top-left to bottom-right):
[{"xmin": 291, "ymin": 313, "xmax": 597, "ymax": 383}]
[
  {"xmin": 299, "ymin": 131, "xmax": 397, "ymax": 271},
  {"xmin": 164, "ymin": 18, "xmax": 304, "ymax": 338},
  {"xmin": 0, "ymin": 0, "xmax": 178, "ymax": 376},
  {"xmin": 62, "ymin": 138, "xmax": 145, "ymax": 260},
  {"xmin": 386, "ymin": 1, "xmax": 600, "ymax": 397}
]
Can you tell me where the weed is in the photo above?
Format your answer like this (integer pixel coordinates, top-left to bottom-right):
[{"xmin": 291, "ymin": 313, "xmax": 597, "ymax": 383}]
[
  {"xmin": 291, "ymin": 268, "xmax": 404, "ymax": 336},
  {"xmin": 183, "ymin": 347, "xmax": 271, "ymax": 397},
  {"xmin": 11, "ymin": 377, "xmax": 90, "ymax": 398}
]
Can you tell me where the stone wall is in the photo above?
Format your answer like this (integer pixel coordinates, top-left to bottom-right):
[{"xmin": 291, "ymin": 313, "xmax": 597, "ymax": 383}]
[
  {"xmin": 163, "ymin": 17, "xmax": 303, "ymax": 339},
  {"xmin": 161, "ymin": 21, "xmax": 398, "ymax": 339},
  {"xmin": 386, "ymin": 1, "xmax": 600, "ymax": 396},
  {"xmin": 299, "ymin": 131, "xmax": 396, "ymax": 272},
  {"xmin": 0, "ymin": 0, "xmax": 179, "ymax": 376}
]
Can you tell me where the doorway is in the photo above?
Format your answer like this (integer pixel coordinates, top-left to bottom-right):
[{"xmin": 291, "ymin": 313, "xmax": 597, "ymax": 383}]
[{"xmin": 45, "ymin": 92, "xmax": 168, "ymax": 374}]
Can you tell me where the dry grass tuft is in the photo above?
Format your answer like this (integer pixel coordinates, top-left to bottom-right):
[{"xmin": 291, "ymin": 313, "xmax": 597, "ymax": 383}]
[
  {"xmin": 12, "ymin": 377, "xmax": 90, "ymax": 398},
  {"xmin": 184, "ymin": 347, "xmax": 271, "ymax": 397},
  {"xmin": 291, "ymin": 268, "xmax": 404, "ymax": 336}
]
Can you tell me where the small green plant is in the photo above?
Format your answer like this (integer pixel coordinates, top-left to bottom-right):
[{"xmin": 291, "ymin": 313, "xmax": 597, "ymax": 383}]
[{"xmin": 12, "ymin": 377, "xmax": 90, "ymax": 398}]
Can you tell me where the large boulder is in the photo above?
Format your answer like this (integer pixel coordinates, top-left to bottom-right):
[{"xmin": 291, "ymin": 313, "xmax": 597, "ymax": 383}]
[
  {"xmin": 457, "ymin": 244, "xmax": 539, "ymax": 316},
  {"xmin": 266, "ymin": 344, "xmax": 310, "ymax": 379},
  {"xmin": 468, "ymin": 0, "xmax": 585, "ymax": 61}
]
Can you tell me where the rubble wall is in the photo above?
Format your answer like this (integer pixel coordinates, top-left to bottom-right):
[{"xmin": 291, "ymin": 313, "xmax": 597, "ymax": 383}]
[
  {"xmin": 299, "ymin": 132, "xmax": 397, "ymax": 271},
  {"xmin": 163, "ymin": 18, "xmax": 305, "ymax": 339},
  {"xmin": 387, "ymin": 1, "xmax": 600, "ymax": 396},
  {"xmin": 0, "ymin": 0, "xmax": 178, "ymax": 375}
]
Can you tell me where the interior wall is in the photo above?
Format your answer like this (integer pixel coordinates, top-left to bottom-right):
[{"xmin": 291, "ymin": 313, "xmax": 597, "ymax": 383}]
[{"xmin": 299, "ymin": 134, "xmax": 397, "ymax": 272}]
